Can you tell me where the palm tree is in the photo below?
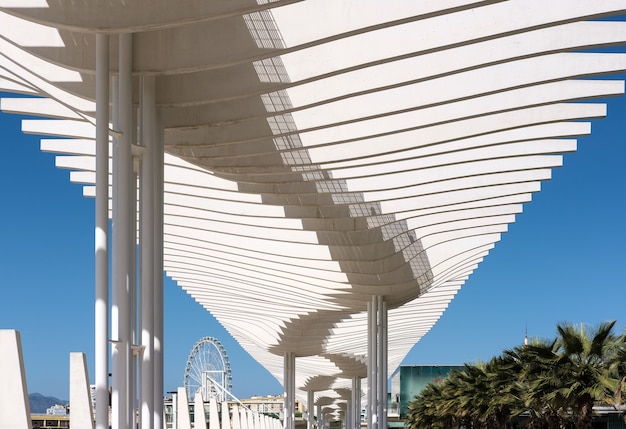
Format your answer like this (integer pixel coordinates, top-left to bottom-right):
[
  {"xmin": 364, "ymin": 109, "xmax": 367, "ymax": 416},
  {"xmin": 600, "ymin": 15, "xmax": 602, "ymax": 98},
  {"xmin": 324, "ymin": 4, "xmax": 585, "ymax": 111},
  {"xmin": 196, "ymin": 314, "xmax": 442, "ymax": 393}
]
[
  {"xmin": 552, "ymin": 320, "xmax": 621, "ymax": 429},
  {"xmin": 405, "ymin": 381, "xmax": 448, "ymax": 429},
  {"xmin": 517, "ymin": 338, "xmax": 571, "ymax": 429},
  {"xmin": 607, "ymin": 330, "xmax": 626, "ymax": 411},
  {"xmin": 483, "ymin": 355, "xmax": 523, "ymax": 429},
  {"xmin": 439, "ymin": 368, "xmax": 473, "ymax": 429},
  {"xmin": 404, "ymin": 320, "xmax": 626, "ymax": 429},
  {"xmin": 498, "ymin": 346, "xmax": 541, "ymax": 427}
]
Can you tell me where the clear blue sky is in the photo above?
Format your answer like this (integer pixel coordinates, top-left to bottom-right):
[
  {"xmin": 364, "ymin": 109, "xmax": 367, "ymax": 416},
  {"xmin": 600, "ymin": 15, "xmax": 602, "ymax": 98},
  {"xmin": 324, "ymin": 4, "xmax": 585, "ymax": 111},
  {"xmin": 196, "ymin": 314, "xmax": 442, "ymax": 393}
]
[{"xmin": 1, "ymin": 84, "xmax": 625, "ymax": 401}]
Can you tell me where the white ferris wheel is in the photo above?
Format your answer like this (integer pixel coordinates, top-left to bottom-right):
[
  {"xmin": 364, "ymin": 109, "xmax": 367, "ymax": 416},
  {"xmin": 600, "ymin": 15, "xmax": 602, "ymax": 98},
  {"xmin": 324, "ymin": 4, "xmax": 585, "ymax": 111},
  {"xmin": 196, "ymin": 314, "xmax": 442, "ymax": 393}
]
[{"xmin": 183, "ymin": 336, "xmax": 233, "ymax": 402}]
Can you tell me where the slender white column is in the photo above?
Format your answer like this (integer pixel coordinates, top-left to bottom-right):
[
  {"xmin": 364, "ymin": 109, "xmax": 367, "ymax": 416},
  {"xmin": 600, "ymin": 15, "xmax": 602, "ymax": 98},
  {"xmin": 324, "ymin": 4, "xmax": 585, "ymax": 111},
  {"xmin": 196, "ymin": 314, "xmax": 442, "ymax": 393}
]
[
  {"xmin": 140, "ymin": 74, "xmax": 156, "ymax": 429},
  {"xmin": 112, "ymin": 32, "xmax": 133, "ymax": 429},
  {"xmin": 111, "ymin": 71, "xmax": 120, "ymax": 428},
  {"xmin": 306, "ymin": 390, "xmax": 314, "ymax": 429},
  {"xmin": 316, "ymin": 405, "xmax": 322, "ymax": 429},
  {"xmin": 95, "ymin": 32, "xmax": 110, "ymax": 429},
  {"xmin": 367, "ymin": 298, "xmax": 377, "ymax": 429},
  {"xmin": 153, "ymin": 108, "xmax": 165, "ymax": 429},
  {"xmin": 130, "ymin": 161, "xmax": 138, "ymax": 429},
  {"xmin": 351, "ymin": 377, "xmax": 360, "ymax": 429},
  {"xmin": 377, "ymin": 298, "xmax": 387, "ymax": 429},
  {"xmin": 283, "ymin": 352, "xmax": 295, "ymax": 429},
  {"xmin": 366, "ymin": 301, "xmax": 371, "ymax": 429}
]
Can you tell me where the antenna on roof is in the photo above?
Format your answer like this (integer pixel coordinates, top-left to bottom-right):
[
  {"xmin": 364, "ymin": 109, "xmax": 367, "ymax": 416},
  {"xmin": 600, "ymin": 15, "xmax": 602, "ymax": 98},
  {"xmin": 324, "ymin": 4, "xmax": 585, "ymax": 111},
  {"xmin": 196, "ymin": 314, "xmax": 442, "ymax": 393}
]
[{"xmin": 524, "ymin": 324, "xmax": 528, "ymax": 346}]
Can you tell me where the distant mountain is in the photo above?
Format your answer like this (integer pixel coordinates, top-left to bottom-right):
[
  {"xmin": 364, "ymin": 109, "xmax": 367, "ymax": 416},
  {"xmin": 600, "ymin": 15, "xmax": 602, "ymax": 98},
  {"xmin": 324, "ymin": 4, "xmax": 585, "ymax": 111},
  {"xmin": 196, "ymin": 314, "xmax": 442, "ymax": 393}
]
[{"xmin": 29, "ymin": 393, "xmax": 68, "ymax": 414}]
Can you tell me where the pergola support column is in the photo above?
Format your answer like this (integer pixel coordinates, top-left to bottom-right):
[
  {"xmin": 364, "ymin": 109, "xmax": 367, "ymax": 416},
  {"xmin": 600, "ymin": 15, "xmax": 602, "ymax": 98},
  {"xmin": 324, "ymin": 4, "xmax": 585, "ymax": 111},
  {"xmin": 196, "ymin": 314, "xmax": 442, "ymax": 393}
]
[
  {"xmin": 283, "ymin": 352, "xmax": 296, "ymax": 429},
  {"xmin": 153, "ymin": 108, "xmax": 165, "ymax": 429},
  {"xmin": 367, "ymin": 298, "xmax": 377, "ymax": 429},
  {"xmin": 140, "ymin": 74, "xmax": 156, "ymax": 429},
  {"xmin": 351, "ymin": 377, "xmax": 361, "ymax": 429},
  {"xmin": 377, "ymin": 298, "xmax": 387, "ymax": 429},
  {"xmin": 94, "ymin": 32, "xmax": 110, "ymax": 429},
  {"xmin": 367, "ymin": 296, "xmax": 387, "ymax": 429},
  {"xmin": 316, "ymin": 405, "xmax": 322, "ymax": 429},
  {"xmin": 112, "ymin": 32, "xmax": 133, "ymax": 429},
  {"xmin": 307, "ymin": 390, "xmax": 315, "ymax": 429}
]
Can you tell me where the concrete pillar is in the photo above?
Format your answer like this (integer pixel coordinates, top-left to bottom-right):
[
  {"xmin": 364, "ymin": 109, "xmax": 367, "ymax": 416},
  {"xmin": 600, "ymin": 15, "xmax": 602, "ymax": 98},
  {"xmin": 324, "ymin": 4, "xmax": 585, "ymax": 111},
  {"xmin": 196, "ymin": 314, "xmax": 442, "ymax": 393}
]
[
  {"xmin": 176, "ymin": 388, "xmax": 192, "ymax": 429},
  {"xmin": 209, "ymin": 397, "xmax": 219, "ymax": 429},
  {"xmin": 240, "ymin": 407, "xmax": 248, "ymax": 429},
  {"xmin": 194, "ymin": 394, "xmax": 207, "ymax": 429},
  {"xmin": 221, "ymin": 402, "xmax": 231, "ymax": 429},
  {"xmin": 0, "ymin": 330, "xmax": 31, "ymax": 429},
  {"xmin": 232, "ymin": 405, "xmax": 242, "ymax": 429},
  {"xmin": 70, "ymin": 352, "xmax": 95, "ymax": 429}
]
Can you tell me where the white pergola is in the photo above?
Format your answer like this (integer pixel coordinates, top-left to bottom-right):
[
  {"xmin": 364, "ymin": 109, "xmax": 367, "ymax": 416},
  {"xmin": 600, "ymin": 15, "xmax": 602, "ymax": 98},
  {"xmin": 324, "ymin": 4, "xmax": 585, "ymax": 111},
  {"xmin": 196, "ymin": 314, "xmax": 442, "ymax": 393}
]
[{"xmin": 1, "ymin": 2, "xmax": 626, "ymax": 429}]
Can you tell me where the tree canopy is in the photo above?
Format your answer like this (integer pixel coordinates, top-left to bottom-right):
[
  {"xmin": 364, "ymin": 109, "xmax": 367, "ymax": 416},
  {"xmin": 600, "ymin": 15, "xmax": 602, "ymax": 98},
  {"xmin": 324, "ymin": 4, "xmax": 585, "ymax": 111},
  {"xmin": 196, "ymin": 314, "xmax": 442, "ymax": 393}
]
[{"xmin": 405, "ymin": 321, "xmax": 626, "ymax": 429}]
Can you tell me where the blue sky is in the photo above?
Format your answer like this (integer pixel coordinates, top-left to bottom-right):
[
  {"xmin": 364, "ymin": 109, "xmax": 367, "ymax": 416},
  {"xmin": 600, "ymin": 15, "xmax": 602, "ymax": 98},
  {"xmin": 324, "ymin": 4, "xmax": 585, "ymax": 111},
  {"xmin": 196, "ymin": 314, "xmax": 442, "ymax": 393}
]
[{"xmin": 1, "ymin": 86, "xmax": 625, "ymax": 401}]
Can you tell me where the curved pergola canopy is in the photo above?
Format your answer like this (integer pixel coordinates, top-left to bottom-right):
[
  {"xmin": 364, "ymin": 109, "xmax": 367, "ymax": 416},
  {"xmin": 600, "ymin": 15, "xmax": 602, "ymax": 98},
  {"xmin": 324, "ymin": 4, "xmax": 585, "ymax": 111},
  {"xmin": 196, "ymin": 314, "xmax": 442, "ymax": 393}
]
[{"xmin": 2, "ymin": 0, "xmax": 626, "ymax": 418}]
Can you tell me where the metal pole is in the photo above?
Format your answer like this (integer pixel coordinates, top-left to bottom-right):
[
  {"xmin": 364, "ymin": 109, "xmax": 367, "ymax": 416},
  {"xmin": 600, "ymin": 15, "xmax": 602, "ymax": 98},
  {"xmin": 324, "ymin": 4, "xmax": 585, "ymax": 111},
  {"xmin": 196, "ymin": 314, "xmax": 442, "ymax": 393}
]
[
  {"xmin": 130, "ymin": 154, "xmax": 138, "ymax": 429},
  {"xmin": 111, "ymin": 71, "xmax": 120, "ymax": 429},
  {"xmin": 307, "ymin": 390, "xmax": 314, "ymax": 429},
  {"xmin": 140, "ymin": 74, "xmax": 156, "ymax": 429},
  {"xmin": 377, "ymin": 297, "xmax": 381, "ymax": 429},
  {"xmin": 112, "ymin": 32, "xmax": 133, "ymax": 429},
  {"xmin": 316, "ymin": 405, "xmax": 322, "ymax": 429},
  {"xmin": 377, "ymin": 298, "xmax": 387, "ymax": 429},
  {"xmin": 153, "ymin": 108, "xmax": 165, "ymax": 429},
  {"xmin": 283, "ymin": 352, "xmax": 295, "ymax": 429},
  {"xmin": 367, "ymin": 298, "xmax": 378, "ymax": 429},
  {"xmin": 366, "ymin": 301, "xmax": 371, "ymax": 429},
  {"xmin": 95, "ymin": 32, "xmax": 110, "ymax": 429},
  {"xmin": 351, "ymin": 377, "xmax": 360, "ymax": 429}
]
